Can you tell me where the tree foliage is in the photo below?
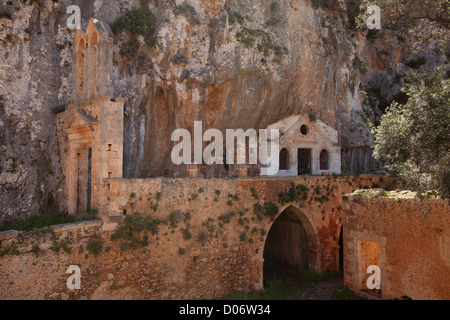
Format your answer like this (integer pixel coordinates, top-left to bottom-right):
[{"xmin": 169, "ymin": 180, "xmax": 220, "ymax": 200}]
[
  {"xmin": 111, "ymin": 7, "xmax": 157, "ymax": 48},
  {"xmin": 372, "ymin": 68, "xmax": 450, "ymax": 197}
]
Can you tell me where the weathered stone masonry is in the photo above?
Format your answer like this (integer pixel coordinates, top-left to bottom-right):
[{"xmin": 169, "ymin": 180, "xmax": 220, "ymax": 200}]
[
  {"xmin": 0, "ymin": 20, "xmax": 400, "ymax": 300},
  {"xmin": 343, "ymin": 196, "xmax": 450, "ymax": 300},
  {"xmin": 55, "ymin": 20, "xmax": 126, "ymax": 216},
  {"xmin": 0, "ymin": 175, "xmax": 394, "ymax": 300}
]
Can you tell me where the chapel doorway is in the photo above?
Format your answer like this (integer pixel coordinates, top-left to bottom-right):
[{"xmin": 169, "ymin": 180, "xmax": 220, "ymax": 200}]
[
  {"xmin": 76, "ymin": 147, "xmax": 92, "ymax": 214},
  {"xmin": 298, "ymin": 149, "xmax": 311, "ymax": 175}
]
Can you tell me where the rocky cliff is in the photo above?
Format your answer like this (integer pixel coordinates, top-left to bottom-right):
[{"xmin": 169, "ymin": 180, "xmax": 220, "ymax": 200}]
[{"xmin": 0, "ymin": 0, "xmax": 444, "ymax": 222}]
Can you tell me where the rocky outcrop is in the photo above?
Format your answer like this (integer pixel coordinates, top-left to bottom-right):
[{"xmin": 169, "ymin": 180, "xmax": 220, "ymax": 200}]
[
  {"xmin": 0, "ymin": 0, "xmax": 430, "ymax": 222},
  {"xmin": 114, "ymin": 0, "xmax": 370, "ymax": 179},
  {"xmin": 356, "ymin": 26, "xmax": 449, "ymax": 122}
]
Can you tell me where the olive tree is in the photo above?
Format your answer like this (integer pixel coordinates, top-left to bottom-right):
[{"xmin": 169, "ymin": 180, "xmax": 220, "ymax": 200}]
[{"xmin": 372, "ymin": 69, "xmax": 450, "ymax": 197}]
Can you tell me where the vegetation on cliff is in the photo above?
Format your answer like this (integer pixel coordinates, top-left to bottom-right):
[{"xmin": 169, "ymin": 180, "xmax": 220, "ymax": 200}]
[
  {"xmin": 336, "ymin": 0, "xmax": 449, "ymax": 197},
  {"xmin": 352, "ymin": 0, "xmax": 449, "ymax": 52},
  {"xmin": 111, "ymin": 7, "xmax": 157, "ymax": 48}
]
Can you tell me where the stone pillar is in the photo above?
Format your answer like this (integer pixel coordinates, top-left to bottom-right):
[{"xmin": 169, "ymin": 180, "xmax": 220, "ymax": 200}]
[
  {"xmin": 86, "ymin": 47, "xmax": 98, "ymax": 99},
  {"xmin": 67, "ymin": 145, "xmax": 78, "ymax": 215},
  {"xmin": 97, "ymin": 42, "xmax": 114, "ymax": 97},
  {"xmin": 187, "ymin": 164, "xmax": 199, "ymax": 177},
  {"xmin": 91, "ymin": 99, "xmax": 125, "ymax": 210},
  {"xmin": 73, "ymin": 30, "xmax": 86, "ymax": 103},
  {"xmin": 236, "ymin": 165, "xmax": 248, "ymax": 177},
  {"xmin": 334, "ymin": 244, "xmax": 341, "ymax": 271},
  {"xmin": 254, "ymin": 257, "xmax": 264, "ymax": 291},
  {"xmin": 72, "ymin": 51, "xmax": 79, "ymax": 103},
  {"xmin": 309, "ymin": 247, "xmax": 323, "ymax": 273},
  {"xmin": 80, "ymin": 46, "xmax": 88, "ymax": 101},
  {"xmin": 76, "ymin": 148, "xmax": 90, "ymax": 214}
]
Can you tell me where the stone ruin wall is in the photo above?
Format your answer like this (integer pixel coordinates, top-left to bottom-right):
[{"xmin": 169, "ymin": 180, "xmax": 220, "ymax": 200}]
[
  {"xmin": 343, "ymin": 196, "xmax": 450, "ymax": 300},
  {"xmin": 0, "ymin": 0, "xmax": 396, "ymax": 223},
  {"xmin": 0, "ymin": 175, "xmax": 395, "ymax": 300},
  {"xmin": 55, "ymin": 96, "xmax": 125, "ymax": 215}
]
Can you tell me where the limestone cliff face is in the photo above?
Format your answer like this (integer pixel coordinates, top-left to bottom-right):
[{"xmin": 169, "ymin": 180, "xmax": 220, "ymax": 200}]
[
  {"xmin": 116, "ymin": 0, "xmax": 368, "ymax": 179},
  {"xmin": 357, "ymin": 28, "xmax": 449, "ymax": 122},
  {"xmin": 0, "ymin": 0, "xmax": 389, "ymax": 221}
]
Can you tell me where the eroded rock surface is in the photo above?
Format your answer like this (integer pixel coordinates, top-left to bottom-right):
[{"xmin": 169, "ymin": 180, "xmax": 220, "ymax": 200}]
[{"xmin": 0, "ymin": 0, "xmax": 444, "ymax": 222}]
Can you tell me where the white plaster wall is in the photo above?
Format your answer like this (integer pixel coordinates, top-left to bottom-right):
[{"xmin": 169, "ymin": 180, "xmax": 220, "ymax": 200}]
[{"xmin": 267, "ymin": 114, "xmax": 341, "ymax": 176}]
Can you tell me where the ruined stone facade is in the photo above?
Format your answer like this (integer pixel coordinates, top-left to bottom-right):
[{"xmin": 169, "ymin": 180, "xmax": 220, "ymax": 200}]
[
  {"xmin": 1, "ymin": 0, "xmax": 401, "ymax": 222},
  {"xmin": 56, "ymin": 19, "xmax": 348, "ymax": 217},
  {"xmin": 0, "ymin": 175, "xmax": 394, "ymax": 300},
  {"xmin": 0, "ymin": 19, "xmax": 399, "ymax": 301},
  {"xmin": 56, "ymin": 21, "xmax": 126, "ymax": 215},
  {"xmin": 72, "ymin": 20, "xmax": 115, "ymax": 103},
  {"xmin": 1, "ymin": 2, "xmax": 446, "ymax": 301},
  {"xmin": 343, "ymin": 195, "xmax": 450, "ymax": 300}
]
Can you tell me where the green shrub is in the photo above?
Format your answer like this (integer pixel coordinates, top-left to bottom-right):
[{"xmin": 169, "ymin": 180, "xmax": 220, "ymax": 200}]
[
  {"xmin": 0, "ymin": 242, "xmax": 19, "ymax": 257},
  {"xmin": 311, "ymin": 0, "xmax": 325, "ymax": 9},
  {"xmin": 0, "ymin": 9, "xmax": 12, "ymax": 20},
  {"xmin": 52, "ymin": 105, "xmax": 66, "ymax": 115},
  {"xmin": 366, "ymin": 29, "xmax": 379, "ymax": 42},
  {"xmin": 406, "ymin": 57, "xmax": 427, "ymax": 69},
  {"xmin": 253, "ymin": 202, "xmax": 278, "ymax": 221},
  {"xmin": 228, "ymin": 10, "xmax": 245, "ymax": 24},
  {"xmin": 86, "ymin": 235, "xmax": 103, "ymax": 256},
  {"xmin": 111, "ymin": 7, "xmax": 157, "ymax": 48},
  {"xmin": 265, "ymin": 17, "xmax": 281, "ymax": 26},
  {"xmin": 299, "ymin": 270, "xmax": 342, "ymax": 287},
  {"xmin": 0, "ymin": 211, "xmax": 98, "ymax": 233},
  {"xmin": 181, "ymin": 227, "xmax": 192, "ymax": 240},
  {"xmin": 217, "ymin": 211, "xmax": 236, "ymax": 224},
  {"xmin": 227, "ymin": 193, "xmax": 240, "ymax": 201},
  {"xmin": 167, "ymin": 210, "xmax": 183, "ymax": 228},
  {"xmin": 110, "ymin": 213, "xmax": 159, "ymax": 251},
  {"xmin": 250, "ymin": 187, "xmax": 259, "ymax": 199},
  {"xmin": 173, "ymin": 2, "xmax": 201, "ymax": 25},
  {"xmin": 278, "ymin": 182, "xmax": 309, "ymax": 204},
  {"xmin": 172, "ymin": 52, "xmax": 189, "ymax": 65},
  {"xmin": 353, "ymin": 54, "xmax": 369, "ymax": 75},
  {"xmin": 333, "ymin": 285, "xmax": 363, "ymax": 300},
  {"xmin": 190, "ymin": 193, "xmax": 198, "ymax": 200},
  {"xmin": 51, "ymin": 236, "xmax": 73, "ymax": 254}
]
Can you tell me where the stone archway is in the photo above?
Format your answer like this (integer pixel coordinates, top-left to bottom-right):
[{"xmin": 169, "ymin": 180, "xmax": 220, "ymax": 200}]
[{"xmin": 262, "ymin": 205, "xmax": 320, "ymax": 281}]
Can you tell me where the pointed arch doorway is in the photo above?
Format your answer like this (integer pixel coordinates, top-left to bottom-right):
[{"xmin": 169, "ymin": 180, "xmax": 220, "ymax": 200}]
[{"xmin": 263, "ymin": 205, "xmax": 320, "ymax": 280}]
